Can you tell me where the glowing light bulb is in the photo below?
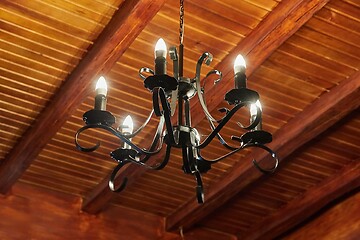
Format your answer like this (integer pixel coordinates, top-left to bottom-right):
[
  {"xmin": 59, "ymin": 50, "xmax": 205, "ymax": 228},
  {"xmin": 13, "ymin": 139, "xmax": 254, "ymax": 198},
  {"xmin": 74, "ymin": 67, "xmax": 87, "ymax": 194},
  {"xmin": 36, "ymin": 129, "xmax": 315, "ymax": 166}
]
[
  {"xmin": 122, "ymin": 115, "xmax": 133, "ymax": 149},
  {"xmin": 122, "ymin": 115, "xmax": 133, "ymax": 134},
  {"xmin": 234, "ymin": 54, "xmax": 246, "ymax": 74},
  {"xmin": 154, "ymin": 38, "xmax": 167, "ymax": 58},
  {"xmin": 95, "ymin": 76, "xmax": 107, "ymax": 96},
  {"xmin": 250, "ymin": 100, "xmax": 262, "ymax": 117}
]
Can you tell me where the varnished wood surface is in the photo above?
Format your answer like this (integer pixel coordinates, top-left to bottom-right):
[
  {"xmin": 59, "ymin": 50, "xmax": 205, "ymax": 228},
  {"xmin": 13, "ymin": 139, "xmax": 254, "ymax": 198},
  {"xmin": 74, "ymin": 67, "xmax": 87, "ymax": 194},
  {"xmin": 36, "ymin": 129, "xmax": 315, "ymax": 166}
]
[
  {"xmin": 241, "ymin": 160, "xmax": 360, "ymax": 239},
  {"xmin": 166, "ymin": 71, "xmax": 360, "ymax": 231},
  {"xmin": 284, "ymin": 190, "xmax": 360, "ymax": 240},
  {"xmin": 0, "ymin": 0, "xmax": 359, "ymax": 239},
  {"xmin": 0, "ymin": 0, "xmax": 166, "ymax": 193},
  {"xmin": 0, "ymin": 182, "xmax": 164, "ymax": 240}
]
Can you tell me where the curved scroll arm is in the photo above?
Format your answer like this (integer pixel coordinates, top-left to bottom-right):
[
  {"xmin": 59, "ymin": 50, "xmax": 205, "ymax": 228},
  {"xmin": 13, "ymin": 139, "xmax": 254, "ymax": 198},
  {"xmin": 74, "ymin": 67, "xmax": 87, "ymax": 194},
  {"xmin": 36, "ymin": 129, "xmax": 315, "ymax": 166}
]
[
  {"xmin": 127, "ymin": 144, "xmax": 172, "ymax": 170},
  {"xmin": 209, "ymin": 122, "xmax": 239, "ymax": 151},
  {"xmin": 152, "ymin": 87, "xmax": 175, "ymax": 144},
  {"xmin": 242, "ymin": 143, "xmax": 279, "ymax": 173},
  {"xmin": 198, "ymin": 141, "xmax": 278, "ymax": 174},
  {"xmin": 205, "ymin": 69, "xmax": 222, "ymax": 85},
  {"xmin": 236, "ymin": 104, "xmax": 262, "ymax": 130},
  {"xmin": 197, "ymin": 101, "xmax": 257, "ymax": 149},
  {"xmin": 122, "ymin": 109, "xmax": 154, "ymax": 138},
  {"xmin": 108, "ymin": 116, "xmax": 168, "ymax": 192},
  {"xmin": 108, "ymin": 145, "xmax": 172, "ymax": 192},
  {"xmin": 109, "ymin": 160, "xmax": 130, "ymax": 192},
  {"xmin": 139, "ymin": 67, "xmax": 154, "ymax": 80},
  {"xmin": 75, "ymin": 125, "xmax": 100, "ymax": 152},
  {"xmin": 198, "ymin": 141, "xmax": 246, "ymax": 164},
  {"xmin": 196, "ymin": 70, "xmax": 259, "ymax": 150},
  {"xmin": 169, "ymin": 46, "xmax": 179, "ymax": 116},
  {"xmin": 194, "ymin": 52, "xmax": 220, "ymax": 123},
  {"xmin": 77, "ymin": 124, "xmax": 161, "ymax": 156},
  {"xmin": 194, "ymin": 170, "xmax": 204, "ymax": 204}
]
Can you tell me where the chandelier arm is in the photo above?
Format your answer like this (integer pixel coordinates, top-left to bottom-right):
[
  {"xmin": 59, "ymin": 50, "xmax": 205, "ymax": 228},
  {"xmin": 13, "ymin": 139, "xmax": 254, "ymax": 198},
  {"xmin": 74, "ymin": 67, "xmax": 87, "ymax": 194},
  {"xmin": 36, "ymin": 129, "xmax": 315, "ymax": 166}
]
[
  {"xmin": 108, "ymin": 117, "xmax": 168, "ymax": 192},
  {"xmin": 204, "ymin": 69, "xmax": 222, "ymax": 85},
  {"xmin": 242, "ymin": 142, "xmax": 279, "ymax": 173},
  {"xmin": 138, "ymin": 67, "xmax": 154, "ymax": 80},
  {"xmin": 152, "ymin": 87, "xmax": 175, "ymax": 144},
  {"xmin": 85, "ymin": 124, "xmax": 160, "ymax": 155},
  {"xmin": 109, "ymin": 160, "xmax": 130, "ymax": 192},
  {"xmin": 207, "ymin": 118, "xmax": 240, "ymax": 151},
  {"xmin": 226, "ymin": 104, "xmax": 262, "ymax": 131},
  {"xmin": 131, "ymin": 115, "xmax": 166, "ymax": 161},
  {"xmin": 181, "ymin": 146, "xmax": 192, "ymax": 173},
  {"xmin": 126, "ymin": 144, "xmax": 172, "ymax": 170},
  {"xmin": 195, "ymin": 69, "xmax": 239, "ymax": 150},
  {"xmin": 169, "ymin": 46, "xmax": 179, "ymax": 116},
  {"xmin": 198, "ymin": 143, "xmax": 246, "ymax": 163},
  {"xmin": 209, "ymin": 104, "xmax": 261, "ymax": 149},
  {"xmin": 243, "ymin": 105, "xmax": 262, "ymax": 131},
  {"xmin": 170, "ymin": 89, "xmax": 178, "ymax": 117},
  {"xmin": 197, "ymin": 102, "xmax": 249, "ymax": 149},
  {"xmin": 185, "ymin": 98, "xmax": 191, "ymax": 125},
  {"xmin": 75, "ymin": 125, "xmax": 101, "ymax": 152},
  {"xmin": 194, "ymin": 170, "xmax": 204, "ymax": 204},
  {"xmin": 195, "ymin": 52, "xmax": 222, "ymax": 123},
  {"xmin": 125, "ymin": 109, "xmax": 154, "ymax": 138},
  {"xmin": 137, "ymin": 115, "xmax": 166, "ymax": 158}
]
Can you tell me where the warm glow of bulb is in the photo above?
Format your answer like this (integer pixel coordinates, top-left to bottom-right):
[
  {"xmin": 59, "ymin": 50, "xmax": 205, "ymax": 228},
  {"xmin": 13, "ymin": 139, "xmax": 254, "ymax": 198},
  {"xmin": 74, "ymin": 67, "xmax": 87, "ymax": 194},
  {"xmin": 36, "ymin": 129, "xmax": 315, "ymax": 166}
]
[
  {"xmin": 234, "ymin": 54, "xmax": 246, "ymax": 74},
  {"xmin": 250, "ymin": 100, "xmax": 262, "ymax": 116},
  {"xmin": 122, "ymin": 115, "xmax": 133, "ymax": 134},
  {"xmin": 95, "ymin": 76, "xmax": 107, "ymax": 96},
  {"xmin": 154, "ymin": 38, "xmax": 167, "ymax": 58}
]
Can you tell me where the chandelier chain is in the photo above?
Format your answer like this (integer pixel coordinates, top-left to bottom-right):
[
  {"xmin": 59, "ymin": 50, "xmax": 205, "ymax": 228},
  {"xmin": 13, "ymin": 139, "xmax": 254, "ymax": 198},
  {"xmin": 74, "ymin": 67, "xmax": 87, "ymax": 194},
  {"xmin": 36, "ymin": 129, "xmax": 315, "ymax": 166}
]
[{"xmin": 179, "ymin": 0, "xmax": 184, "ymax": 45}]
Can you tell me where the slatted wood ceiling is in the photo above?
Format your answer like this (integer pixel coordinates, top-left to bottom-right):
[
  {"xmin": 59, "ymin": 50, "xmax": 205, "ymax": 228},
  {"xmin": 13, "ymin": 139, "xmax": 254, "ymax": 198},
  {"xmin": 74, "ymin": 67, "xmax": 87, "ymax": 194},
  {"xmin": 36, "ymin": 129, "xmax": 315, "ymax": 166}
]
[{"xmin": 0, "ymin": 0, "xmax": 359, "ymax": 239}]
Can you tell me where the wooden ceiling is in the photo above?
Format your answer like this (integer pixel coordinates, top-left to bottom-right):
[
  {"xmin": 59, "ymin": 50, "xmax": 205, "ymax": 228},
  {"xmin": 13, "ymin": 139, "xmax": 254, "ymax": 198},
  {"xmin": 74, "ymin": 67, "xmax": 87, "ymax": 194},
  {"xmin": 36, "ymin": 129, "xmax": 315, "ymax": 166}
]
[{"xmin": 0, "ymin": 0, "xmax": 359, "ymax": 239}]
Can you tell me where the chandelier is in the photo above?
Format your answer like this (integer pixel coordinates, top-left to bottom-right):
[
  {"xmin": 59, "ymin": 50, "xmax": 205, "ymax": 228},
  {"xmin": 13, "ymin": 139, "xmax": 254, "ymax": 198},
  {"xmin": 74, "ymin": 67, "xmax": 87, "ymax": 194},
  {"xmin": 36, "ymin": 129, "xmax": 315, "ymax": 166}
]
[{"xmin": 75, "ymin": 0, "xmax": 278, "ymax": 203}]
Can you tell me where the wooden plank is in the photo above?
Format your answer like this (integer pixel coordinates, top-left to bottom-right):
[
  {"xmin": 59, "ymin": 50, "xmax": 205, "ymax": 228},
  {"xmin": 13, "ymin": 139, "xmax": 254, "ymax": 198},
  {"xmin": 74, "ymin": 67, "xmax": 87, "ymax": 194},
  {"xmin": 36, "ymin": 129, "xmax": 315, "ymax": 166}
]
[
  {"xmin": 165, "ymin": 70, "xmax": 360, "ymax": 230},
  {"xmin": 81, "ymin": 0, "xmax": 330, "ymax": 214},
  {"xmin": 282, "ymin": 192, "xmax": 360, "ymax": 239},
  {"xmin": 190, "ymin": 0, "xmax": 330, "ymax": 126},
  {"xmin": 242, "ymin": 159, "xmax": 360, "ymax": 239},
  {"xmin": 83, "ymin": 164, "xmax": 144, "ymax": 213},
  {"xmin": 0, "ymin": 182, "xmax": 164, "ymax": 240},
  {"xmin": 0, "ymin": 0, "xmax": 166, "ymax": 194}
]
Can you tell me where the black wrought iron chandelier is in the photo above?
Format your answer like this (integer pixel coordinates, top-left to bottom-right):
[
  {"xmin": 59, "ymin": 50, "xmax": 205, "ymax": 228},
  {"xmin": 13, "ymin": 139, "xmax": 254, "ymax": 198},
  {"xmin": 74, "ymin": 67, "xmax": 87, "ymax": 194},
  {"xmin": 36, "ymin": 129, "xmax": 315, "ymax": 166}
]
[{"xmin": 75, "ymin": 0, "xmax": 278, "ymax": 203}]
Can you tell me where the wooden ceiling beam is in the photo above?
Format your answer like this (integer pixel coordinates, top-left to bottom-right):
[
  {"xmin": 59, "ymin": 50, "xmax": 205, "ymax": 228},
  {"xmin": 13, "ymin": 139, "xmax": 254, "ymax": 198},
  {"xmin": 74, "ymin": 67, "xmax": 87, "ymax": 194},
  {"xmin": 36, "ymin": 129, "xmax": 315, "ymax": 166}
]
[
  {"xmin": 190, "ymin": 0, "xmax": 330, "ymax": 125},
  {"xmin": 2, "ymin": 182, "xmax": 166, "ymax": 239},
  {"xmin": 0, "ymin": 0, "xmax": 165, "ymax": 194},
  {"xmin": 80, "ymin": 0, "xmax": 330, "ymax": 214},
  {"xmin": 241, "ymin": 159, "xmax": 360, "ymax": 239},
  {"xmin": 165, "ymin": 71, "xmax": 360, "ymax": 230}
]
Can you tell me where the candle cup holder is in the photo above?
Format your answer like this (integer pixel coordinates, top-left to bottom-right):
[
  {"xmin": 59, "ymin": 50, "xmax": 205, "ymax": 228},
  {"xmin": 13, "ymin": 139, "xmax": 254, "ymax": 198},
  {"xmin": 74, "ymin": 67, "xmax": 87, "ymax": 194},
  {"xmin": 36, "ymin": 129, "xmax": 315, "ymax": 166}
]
[
  {"xmin": 225, "ymin": 88, "xmax": 259, "ymax": 105},
  {"xmin": 241, "ymin": 130, "xmax": 272, "ymax": 145},
  {"xmin": 110, "ymin": 148, "xmax": 138, "ymax": 163},
  {"xmin": 83, "ymin": 109, "xmax": 115, "ymax": 126},
  {"xmin": 144, "ymin": 74, "xmax": 178, "ymax": 93}
]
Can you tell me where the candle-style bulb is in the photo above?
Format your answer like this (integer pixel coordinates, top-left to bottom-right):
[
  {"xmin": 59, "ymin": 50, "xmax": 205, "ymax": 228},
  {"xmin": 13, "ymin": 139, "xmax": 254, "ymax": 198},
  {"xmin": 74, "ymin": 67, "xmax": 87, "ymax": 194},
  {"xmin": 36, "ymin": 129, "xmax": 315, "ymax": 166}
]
[
  {"xmin": 234, "ymin": 54, "xmax": 246, "ymax": 74},
  {"xmin": 96, "ymin": 76, "xmax": 107, "ymax": 96},
  {"xmin": 154, "ymin": 38, "xmax": 167, "ymax": 58},
  {"xmin": 94, "ymin": 76, "xmax": 108, "ymax": 110},
  {"xmin": 122, "ymin": 115, "xmax": 133, "ymax": 149},
  {"xmin": 250, "ymin": 100, "xmax": 262, "ymax": 130},
  {"xmin": 122, "ymin": 115, "xmax": 133, "ymax": 134},
  {"xmin": 250, "ymin": 100, "xmax": 262, "ymax": 116}
]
